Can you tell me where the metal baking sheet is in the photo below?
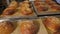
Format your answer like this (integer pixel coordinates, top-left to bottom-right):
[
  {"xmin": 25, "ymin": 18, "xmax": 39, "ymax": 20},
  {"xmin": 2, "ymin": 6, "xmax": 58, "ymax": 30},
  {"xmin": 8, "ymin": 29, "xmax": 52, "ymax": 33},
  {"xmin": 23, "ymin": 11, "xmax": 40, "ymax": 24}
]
[
  {"xmin": 40, "ymin": 15, "xmax": 60, "ymax": 19},
  {"xmin": 31, "ymin": 1, "xmax": 60, "ymax": 15},
  {"xmin": 0, "ymin": 1, "xmax": 37, "ymax": 19},
  {"xmin": 16, "ymin": 1, "xmax": 37, "ymax": 19},
  {"xmin": 0, "ymin": 17, "xmax": 48, "ymax": 34},
  {"xmin": 11, "ymin": 18, "xmax": 48, "ymax": 34},
  {"xmin": 40, "ymin": 15, "xmax": 60, "ymax": 34}
]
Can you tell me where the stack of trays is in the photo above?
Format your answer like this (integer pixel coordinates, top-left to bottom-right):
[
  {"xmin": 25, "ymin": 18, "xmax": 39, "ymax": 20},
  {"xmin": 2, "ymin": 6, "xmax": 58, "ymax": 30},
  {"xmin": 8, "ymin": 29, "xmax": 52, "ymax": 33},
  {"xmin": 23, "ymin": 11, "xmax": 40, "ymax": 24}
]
[
  {"xmin": 0, "ymin": 0, "xmax": 60, "ymax": 18},
  {"xmin": 0, "ymin": 1, "xmax": 37, "ymax": 19},
  {"xmin": 0, "ymin": 0, "xmax": 60, "ymax": 34},
  {"xmin": 0, "ymin": 18, "xmax": 49, "ymax": 34},
  {"xmin": 31, "ymin": 0, "xmax": 60, "ymax": 15},
  {"xmin": 0, "ymin": 15, "xmax": 60, "ymax": 34}
]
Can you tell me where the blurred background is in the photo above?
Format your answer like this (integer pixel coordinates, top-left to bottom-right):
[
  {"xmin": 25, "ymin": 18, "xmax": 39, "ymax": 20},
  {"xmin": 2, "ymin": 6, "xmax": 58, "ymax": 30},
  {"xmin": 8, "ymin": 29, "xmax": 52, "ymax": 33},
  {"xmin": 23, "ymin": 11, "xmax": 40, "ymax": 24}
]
[{"xmin": 0, "ymin": 0, "xmax": 7, "ymax": 15}]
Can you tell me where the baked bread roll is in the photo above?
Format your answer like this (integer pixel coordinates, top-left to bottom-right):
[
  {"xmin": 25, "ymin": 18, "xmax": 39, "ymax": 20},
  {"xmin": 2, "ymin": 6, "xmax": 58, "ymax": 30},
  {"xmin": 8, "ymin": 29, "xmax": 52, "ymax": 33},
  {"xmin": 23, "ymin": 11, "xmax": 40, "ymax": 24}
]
[
  {"xmin": 20, "ymin": 21, "xmax": 38, "ymax": 34},
  {"xmin": 8, "ymin": 1, "xmax": 18, "ymax": 8},
  {"xmin": 43, "ymin": 16, "xmax": 60, "ymax": 32},
  {"xmin": 0, "ymin": 21, "xmax": 15, "ymax": 34},
  {"xmin": 18, "ymin": 1, "xmax": 33, "ymax": 15},
  {"xmin": 34, "ymin": 1, "xmax": 48, "ymax": 12},
  {"xmin": 2, "ymin": 1, "xmax": 18, "ymax": 16},
  {"xmin": 46, "ymin": 0, "xmax": 60, "ymax": 11}
]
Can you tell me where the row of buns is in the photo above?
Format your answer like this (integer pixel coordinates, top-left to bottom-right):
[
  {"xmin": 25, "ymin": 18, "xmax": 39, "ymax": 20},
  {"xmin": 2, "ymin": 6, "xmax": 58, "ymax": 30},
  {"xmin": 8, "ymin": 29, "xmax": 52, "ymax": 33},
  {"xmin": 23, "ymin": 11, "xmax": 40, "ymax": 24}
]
[
  {"xmin": 34, "ymin": 0, "xmax": 60, "ymax": 12},
  {"xmin": 0, "ymin": 16, "xmax": 60, "ymax": 34},
  {"xmin": 1, "ymin": 0, "xmax": 60, "ymax": 18},
  {"xmin": 1, "ymin": 1, "xmax": 36, "ymax": 18}
]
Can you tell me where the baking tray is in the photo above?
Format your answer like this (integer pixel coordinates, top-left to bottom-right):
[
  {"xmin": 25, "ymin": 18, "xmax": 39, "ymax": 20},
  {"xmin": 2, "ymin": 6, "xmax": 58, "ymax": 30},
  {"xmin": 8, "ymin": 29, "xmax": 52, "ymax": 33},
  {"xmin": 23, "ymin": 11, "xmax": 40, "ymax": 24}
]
[
  {"xmin": 31, "ymin": 1, "xmax": 60, "ymax": 15},
  {"xmin": 0, "ymin": 17, "xmax": 48, "ymax": 34},
  {"xmin": 0, "ymin": 19, "xmax": 17, "ymax": 34},
  {"xmin": 0, "ymin": 1, "xmax": 37, "ymax": 19},
  {"xmin": 18, "ymin": 1, "xmax": 37, "ymax": 18},
  {"xmin": 17, "ymin": 1, "xmax": 37, "ymax": 18},
  {"xmin": 40, "ymin": 15, "xmax": 60, "ymax": 34},
  {"xmin": 11, "ymin": 18, "xmax": 48, "ymax": 34}
]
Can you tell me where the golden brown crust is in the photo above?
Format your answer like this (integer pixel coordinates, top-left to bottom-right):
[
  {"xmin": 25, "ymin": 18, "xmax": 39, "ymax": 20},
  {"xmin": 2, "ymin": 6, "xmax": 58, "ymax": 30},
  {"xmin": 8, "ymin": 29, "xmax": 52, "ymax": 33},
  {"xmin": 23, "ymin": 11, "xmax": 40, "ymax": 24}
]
[
  {"xmin": 34, "ymin": 1, "xmax": 48, "ymax": 12},
  {"xmin": 2, "ymin": 1, "xmax": 18, "ymax": 16},
  {"xmin": 18, "ymin": 1, "xmax": 33, "ymax": 15},
  {"xmin": 43, "ymin": 17, "xmax": 60, "ymax": 32},
  {"xmin": 46, "ymin": 0, "xmax": 60, "ymax": 11},
  {"xmin": 8, "ymin": 1, "xmax": 18, "ymax": 8},
  {"xmin": 20, "ymin": 21, "xmax": 38, "ymax": 34},
  {"xmin": 2, "ymin": 8, "xmax": 16, "ymax": 16},
  {"xmin": 0, "ymin": 21, "xmax": 14, "ymax": 34}
]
